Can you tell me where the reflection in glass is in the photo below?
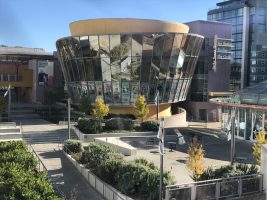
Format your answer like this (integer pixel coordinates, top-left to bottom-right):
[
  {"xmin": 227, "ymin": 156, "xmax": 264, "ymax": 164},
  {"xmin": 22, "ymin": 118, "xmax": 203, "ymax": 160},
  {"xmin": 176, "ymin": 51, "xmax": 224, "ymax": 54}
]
[
  {"xmin": 88, "ymin": 82, "xmax": 96, "ymax": 103},
  {"xmin": 101, "ymin": 57, "xmax": 111, "ymax": 81},
  {"xmin": 110, "ymin": 35, "xmax": 121, "ymax": 57},
  {"xmin": 99, "ymin": 35, "xmax": 110, "ymax": 56},
  {"xmin": 89, "ymin": 36, "xmax": 99, "ymax": 57},
  {"xmin": 80, "ymin": 36, "xmax": 90, "ymax": 58},
  {"xmin": 130, "ymin": 82, "xmax": 139, "ymax": 103},
  {"xmin": 143, "ymin": 34, "xmax": 154, "ymax": 57},
  {"xmin": 169, "ymin": 79, "xmax": 178, "ymax": 102},
  {"xmin": 103, "ymin": 82, "xmax": 112, "ymax": 103},
  {"xmin": 95, "ymin": 82, "xmax": 103, "ymax": 98},
  {"xmin": 57, "ymin": 33, "xmax": 204, "ymax": 105},
  {"xmin": 121, "ymin": 81, "xmax": 130, "ymax": 104},
  {"xmin": 131, "ymin": 57, "xmax": 141, "ymax": 80},
  {"xmin": 112, "ymin": 82, "xmax": 121, "ymax": 104},
  {"xmin": 164, "ymin": 79, "xmax": 172, "ymax": 101},
  {"xmin": 121, "ymin": 34, "xmax": 131, "ymax": 57},
  {"xmin": 111, "ymin": 57, "xmax": 121, "ymax": 81},
  {"xmin": 121, "ymin": 56, "xmax": 131, "ymax": 80},
  {"xmin": 140, "ymin": 82, "xmax": 149, "ymax": 98},
  {"xmin": 132, "ymin": 34, "xmax": 143, "ymax": 57}
]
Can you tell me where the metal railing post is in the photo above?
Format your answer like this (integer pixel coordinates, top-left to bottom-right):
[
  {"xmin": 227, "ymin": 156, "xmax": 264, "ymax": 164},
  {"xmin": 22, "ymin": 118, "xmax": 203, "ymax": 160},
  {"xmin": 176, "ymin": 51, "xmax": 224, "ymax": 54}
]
[
  {"xmin": 216, "ymin": 180, "xmax": 220, "ymax": 199},
  {"xmin": 191, "ymin": 184, "xmax": 196, "ymax": 200},
  {"xmin": 238, "ymin": 177, "xmax": 242, "ymax": 197},
  {"xmin": 259, "ymin": 174, "xmax": 263, "ymax": 192}
]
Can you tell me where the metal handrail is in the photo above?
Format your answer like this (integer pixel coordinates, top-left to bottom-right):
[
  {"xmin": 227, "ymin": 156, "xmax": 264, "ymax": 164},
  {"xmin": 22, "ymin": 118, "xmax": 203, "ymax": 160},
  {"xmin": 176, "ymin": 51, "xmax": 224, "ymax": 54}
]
[
  {"xmin": 21, "ymin": 125, "xmax": 66, "ymax": 199},
  {"xmin": 166, "ymin": 174, "xmax": 263, "ymax": 189}
]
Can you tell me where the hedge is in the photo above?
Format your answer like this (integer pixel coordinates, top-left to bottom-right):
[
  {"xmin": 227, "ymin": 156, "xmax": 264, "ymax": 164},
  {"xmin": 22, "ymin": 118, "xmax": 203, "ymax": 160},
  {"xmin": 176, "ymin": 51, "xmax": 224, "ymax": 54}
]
[
  {"xmin": 63, "ymin": 139, "xmax": 83, "ymax": 154},
  {"xmin": 78, "ymin": 143, "xmax": 174, "ymax": 200},
  {"xmin": 105, "ymin": 118, "xmax": 134, "ymax": 131},
  {"xmin": 0, "ymin": 141, "xmax": 60, "ymax": 200},
  {"xmin": 77, "ymin": 118, "xmax": 101, "ymax": 134},
  {"xmin": 140, "ymin": 121, "xmax": 159, "ymax": 131}
]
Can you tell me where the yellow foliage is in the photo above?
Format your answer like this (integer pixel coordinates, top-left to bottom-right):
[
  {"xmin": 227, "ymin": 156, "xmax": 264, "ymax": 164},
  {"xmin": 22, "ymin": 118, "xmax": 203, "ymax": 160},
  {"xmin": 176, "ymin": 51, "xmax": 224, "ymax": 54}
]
[
  {"xmin": 186, "ymin": 139, "xmax": 205, "ymax": 180},
  {"xmin": 134, "ymin": 95, "xmax": 149, "ymax": 123},
  {"xmin": 253, "ymin": 130, "xmax": 267, "ymax": 165},
  {"xmin": 92, "ymin": 97, "xmax": 109, "ymax": 121}
]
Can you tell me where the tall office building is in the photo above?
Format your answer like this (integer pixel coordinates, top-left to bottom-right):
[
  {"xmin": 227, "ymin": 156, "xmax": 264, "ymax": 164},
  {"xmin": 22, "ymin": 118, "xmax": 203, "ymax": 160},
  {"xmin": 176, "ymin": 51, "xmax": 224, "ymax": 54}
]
[
  {"xmin": 208, "ymin": 0, "xmax": 267, "ymax": 91},
  {"xmin": 183, "ymin": 20, "xmax": 232, "ymax": 122}
]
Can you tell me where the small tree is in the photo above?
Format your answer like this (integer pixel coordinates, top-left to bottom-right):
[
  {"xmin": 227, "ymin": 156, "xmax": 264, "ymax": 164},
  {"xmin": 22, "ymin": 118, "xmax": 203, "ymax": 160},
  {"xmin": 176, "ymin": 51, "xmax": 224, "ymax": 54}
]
[
  {"xmin": 186, "ymin": 136, "xmax": 205, "ymax": 181},
  {"xmin": 253, "ymin": 130, "xmax": 267, "ymax": 165},
  {"xmin": 92, "ymin": 97, "xmax": 109, "ymax": 131},
  {"xmin": 134, "ymin": 95, "xmax": 149, "ymax": 123}
]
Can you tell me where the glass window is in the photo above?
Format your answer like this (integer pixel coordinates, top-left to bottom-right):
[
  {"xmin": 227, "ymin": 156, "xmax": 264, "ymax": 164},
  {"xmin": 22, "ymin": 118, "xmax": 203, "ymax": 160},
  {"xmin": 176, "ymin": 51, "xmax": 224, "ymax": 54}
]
[
  {"xmin": 250, "ymin": 7, "xmax": 255, "ymax": 15},
  {"xmin": 257, "ymin": 24, "xmax": 266, "ymax": 33},
  {"xmin": 168, "ymin": 80, "xmax": 178, "ymax": 102},
  {"xmin": 92, "ymin": 58, "xmax": 102, "ymax": 81},
  {"xmin": 88, "ymin": 82, "xmax": 96, "ymax": 103},
  {"xmin": 132, "ymin": 34, "xmax": 143, "ymax": 57},
  {"xmin": 237, "ymin": 8, "xmax": 243, "ymax": 16},
  {"xmin": 110, "ymin": 35, "xmax": 121, "ymax": 58},
  {"xmin": 84, "ymin": 59, "xmax": 94, "ymax": 81},
  {"xmin": 121, "ymin": 81, "xmax": 130, "ymax": 104},
  {"xmin": 99, "ymin": 35, "xmax": 110, "ymax": 56},
  {"xmin": 140, "ymin": 56, "xmax": 151, "ymax": 82},
  {"xmin": 80, "ymin": 36, "xmax": 90, "ymax": 58},
  {"xmin": 152, "ymin": 34, "xmax": 164, "ymax": 69},
  {"xmin": 121, "ymin": 56, "xmax": 131, "ymax": 80},
  {"xmin": 131, "ymin": 56, "xmax": 141, "ymax": 80},
  {"xmin": 163, "ymin": 79, "xmax": 172, "ymax": 101},
  {"xmin": 121, "ymin": 34, "xmax": 132, "ymax": 58},
  {"xmin": 258, "ymin": 16, "xmax": 266, "ymax": 24},
  {"xmin": 110, "ymin": 57, "xmax": 121, "ymax": 81},
  {"xmin": 142, "ymin": 34, "xmax": 154, "ymax": 57},
  {"xmin": 89, "ymin": 36, "xmax": 99, "ymax": 57},
  {"xmin": 103, "ymin": 82, "xmax": 112, "ymax": 103},
  {"xmin": 130, "ymin": 82, "xmax": 139, "ymax": 103},
  {"xmin": 100, "ymin": 57, "xmax": 111, "ymax": 81},
  {"xmin": 95, "ymin": 81, "xmax": 103, "ymax": 98},
  {"xmin": 112, "ymin": 82, "xmax": 121, "ymax": 104},
  {"xmin": 140, "ymin": 82, "xmax": 149, "ymax": 97}
]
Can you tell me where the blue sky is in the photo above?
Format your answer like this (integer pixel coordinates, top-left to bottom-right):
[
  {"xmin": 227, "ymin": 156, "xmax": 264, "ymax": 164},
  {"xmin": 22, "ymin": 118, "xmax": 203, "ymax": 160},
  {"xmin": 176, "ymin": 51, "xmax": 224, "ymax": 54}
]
[{"xmin": 0, "ymin": 0, "xmax": 218, "ymax": 52}]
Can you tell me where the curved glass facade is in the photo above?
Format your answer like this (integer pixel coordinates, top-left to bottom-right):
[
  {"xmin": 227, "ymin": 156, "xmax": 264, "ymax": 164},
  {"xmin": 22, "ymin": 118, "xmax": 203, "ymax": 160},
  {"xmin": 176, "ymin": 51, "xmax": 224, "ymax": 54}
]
[{"xmin": 56, "ymin": 33, "xmax": 203, "ymax": 105}]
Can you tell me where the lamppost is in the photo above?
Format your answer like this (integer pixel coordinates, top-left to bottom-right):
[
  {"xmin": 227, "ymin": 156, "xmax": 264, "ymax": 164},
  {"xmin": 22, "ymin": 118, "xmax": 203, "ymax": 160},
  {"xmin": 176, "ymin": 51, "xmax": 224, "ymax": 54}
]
[{"xmin": 157, "ymin": 117, "xmax": 164, "ymax": 200}]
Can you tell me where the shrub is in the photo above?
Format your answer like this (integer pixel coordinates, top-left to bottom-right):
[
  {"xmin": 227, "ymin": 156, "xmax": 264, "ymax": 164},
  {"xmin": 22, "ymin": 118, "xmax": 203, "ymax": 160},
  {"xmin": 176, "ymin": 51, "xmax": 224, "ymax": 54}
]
[
  {"xmin": 104, "ymin": 113, "xmax": 136, "ymax": 120},
  {"xmin": 77, "ymin": 118, "xmax": 101, "ymax": 134},
  {"xmin": 198, "ymin": 163, "xmax": 259, "ymax": 181},
  {"xmin": 80, "ymin": 143, "xmax": 123, "ymax": 168},
  {"xmin": 140, "ymin": 121, "xmax": 159, "ymax": 131},
  {"xmin": 63, "ymin": 140, "xmax": 83, "ymax": 154},
  {"xmin": 105, "ymin": 118, "xmax": 134, "ymax": 131}
]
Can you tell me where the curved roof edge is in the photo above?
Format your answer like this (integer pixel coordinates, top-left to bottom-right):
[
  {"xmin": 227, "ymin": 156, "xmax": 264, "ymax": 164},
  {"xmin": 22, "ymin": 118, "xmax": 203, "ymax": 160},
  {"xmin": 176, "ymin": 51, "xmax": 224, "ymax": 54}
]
[{"xmin": 69, "ymin": 18, "xmax": 189, "ymax": 36}]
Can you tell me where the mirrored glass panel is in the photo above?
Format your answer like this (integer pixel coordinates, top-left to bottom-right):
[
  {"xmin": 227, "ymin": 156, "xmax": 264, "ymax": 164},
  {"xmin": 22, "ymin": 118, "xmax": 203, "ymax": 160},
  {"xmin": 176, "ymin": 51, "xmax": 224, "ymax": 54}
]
[
  {"xmin": 140, "ymin": 82, "xmax": 149, "ymax": 98},
  {"xmin": 121, "ymin": 34, "xmax": 132, "ymax": 57},
  {"xmin": 110, "ymin": 35, "xmax": 121, "ymax": 58},
  {"xmin": 132, "ymin": 34, "xmax": 143, "ymax": 57},
  {"xmin": 95, "ymin": 81, "xmax": 103, "ymax": 99},
  {"xmin": 121, "ymin": 81, "xmax": 130, "ymax": 104},
  {"xmin": 92, "ymin": 58, "xmax": 102, "ymax": 81},
  {"xmin": 163, "ymin": 79, "xmax": 172, "ymax": 101},
  {"xmin": 111, "ymin": 57, "xmax": 121, "ymax": 81},
  {"xmin": 112, "ymin": 82, "xmax": 121, "ymax": 104},
  {"xmin": 101, "ymin": 57, "xmax": 111, "ymax": 81},
  {"xmin": 88, "ymin": 82, "xmax": 96, "ymax": 103},
  {"xmin": 121, "ymin": 56, "xmax": 131, "ymax": 80},
  {"xmin": 130, "ymin": 81, "xmax": 139, "ymax": 103},
  {"xmin": 152, "ymin": 34, "xmax": 164, "ymax": 70},
  {"xmin": 142, "ymin": 34, "xmax": 154, "ymax": 57},
  {"xmin": 99, "ymin": 35, "xmax": 110, "ymax": 56},
  {"xmin": 89, "ymin": 36, "xmax": 99, "ymax": 57},
  {"xmin": 80, "ymin": 36, "xmax": 90, "ymax": 58},
  {"xmin": 169, "ymin": 79, "xmax": 178, "ymax": 102},
  {"xmin": 131, "ymin": 56, "xmax": 141, "ymax": 80},
  {"xmin": 84, "ymin": 59, "xmax": 94, "ymax": 81},
  {"xmin": 140, "ymin": 57, "xmax": 151, "ymax": 82},
  {"xmin": 103, "ymin": 82, "xmax": 112, "ymax": 103}
]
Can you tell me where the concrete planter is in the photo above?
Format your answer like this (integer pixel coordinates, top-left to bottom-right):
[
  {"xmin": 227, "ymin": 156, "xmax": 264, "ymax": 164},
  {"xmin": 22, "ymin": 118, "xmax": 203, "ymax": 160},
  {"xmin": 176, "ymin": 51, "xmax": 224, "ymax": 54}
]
[{"xmin": 63, "ymin": 151, "xmax": 133, "ymax": 200}]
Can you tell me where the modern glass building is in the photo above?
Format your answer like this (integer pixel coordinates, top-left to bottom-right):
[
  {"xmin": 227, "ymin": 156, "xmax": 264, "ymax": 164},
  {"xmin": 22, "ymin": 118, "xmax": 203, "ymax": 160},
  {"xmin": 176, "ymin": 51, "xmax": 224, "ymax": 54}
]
[
  {"xmin": 210, "ymin": 80, "xmax": 267, "ymax": 140},
  {"xmin": 208, "ymin": 0, "xmax": 267, "ymax": 91},
  {"xmin": 56, "ymin": 18, "xmax": 204, "ymax": 119}
]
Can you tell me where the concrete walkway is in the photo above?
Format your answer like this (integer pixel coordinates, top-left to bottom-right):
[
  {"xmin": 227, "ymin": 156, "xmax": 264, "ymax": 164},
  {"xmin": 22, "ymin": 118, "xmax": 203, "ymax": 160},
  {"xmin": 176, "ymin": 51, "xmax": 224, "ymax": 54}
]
[{"xmin": 19, "ymin": 119, "xmax": 103, "ymax": 200}]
